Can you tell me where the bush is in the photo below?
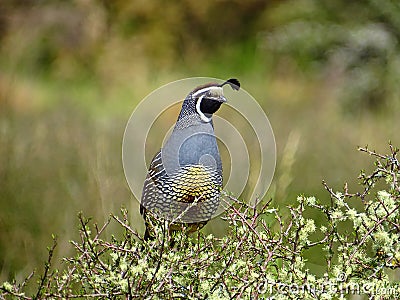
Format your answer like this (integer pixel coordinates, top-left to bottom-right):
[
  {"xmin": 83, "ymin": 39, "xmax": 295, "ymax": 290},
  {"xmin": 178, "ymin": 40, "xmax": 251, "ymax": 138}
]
[{"xmin": 1, "ymin": 145, "xmax": 400, "ymax": 299}]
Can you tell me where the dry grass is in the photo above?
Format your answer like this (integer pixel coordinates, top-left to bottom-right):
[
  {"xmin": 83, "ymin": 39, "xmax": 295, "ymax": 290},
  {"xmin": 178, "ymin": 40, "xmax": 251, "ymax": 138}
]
[{"xmin": 1, "ymin": 0, "xmax": 400, "ymax": 284}]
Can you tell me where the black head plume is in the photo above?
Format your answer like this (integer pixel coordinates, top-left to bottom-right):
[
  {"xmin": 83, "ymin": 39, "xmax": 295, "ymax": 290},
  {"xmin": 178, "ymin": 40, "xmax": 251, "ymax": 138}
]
[{"xmin": 219, "ymin": 78, "xmax": 240, "ymax": 91}]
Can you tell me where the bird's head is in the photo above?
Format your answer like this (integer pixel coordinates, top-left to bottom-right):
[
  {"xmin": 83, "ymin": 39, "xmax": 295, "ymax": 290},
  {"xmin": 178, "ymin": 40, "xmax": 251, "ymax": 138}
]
[{"xmin": 186, "ymin": 78, "xmax": 240, "ymax": 123}]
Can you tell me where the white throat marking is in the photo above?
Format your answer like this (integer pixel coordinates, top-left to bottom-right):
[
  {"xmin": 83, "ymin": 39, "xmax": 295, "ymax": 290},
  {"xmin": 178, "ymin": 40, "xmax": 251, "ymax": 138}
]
[{"xmin": 196, "ymin": 95, "xmax": 212, "ymax": 123}]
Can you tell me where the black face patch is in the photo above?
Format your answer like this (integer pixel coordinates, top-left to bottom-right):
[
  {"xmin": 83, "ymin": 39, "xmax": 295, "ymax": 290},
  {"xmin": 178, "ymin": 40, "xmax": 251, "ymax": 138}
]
[{"xmin": 200, "ymin": 98, "xmax": 223, "ymax": 114}]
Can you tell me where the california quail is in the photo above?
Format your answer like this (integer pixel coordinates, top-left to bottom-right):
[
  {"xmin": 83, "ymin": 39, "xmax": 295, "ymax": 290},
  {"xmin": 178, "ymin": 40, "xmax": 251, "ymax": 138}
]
[{"xmin": 140, "ymin": 78, "xmax": 240, "ymax": 240}]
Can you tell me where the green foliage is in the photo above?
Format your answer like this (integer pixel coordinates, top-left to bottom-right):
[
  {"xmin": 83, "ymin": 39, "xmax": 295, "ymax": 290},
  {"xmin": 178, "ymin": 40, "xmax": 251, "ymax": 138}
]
[
  {"xmin": 265, "ymin": 0, "xmax": 400, "ymax": 115},
  {"xmin": 1, "ymin": 145, "xmax": 400, "ymax": 299}
]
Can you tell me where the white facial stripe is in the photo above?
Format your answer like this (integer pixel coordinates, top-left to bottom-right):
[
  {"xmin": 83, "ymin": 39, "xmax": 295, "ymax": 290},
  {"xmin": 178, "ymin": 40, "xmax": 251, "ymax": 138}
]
[
  {"xmin": 196, "ymin": 95, "xmax": 212, "ymax": 123},
  {"xmin": 192, "ymin": 86, "xmax": 223, "ymax": 98}
]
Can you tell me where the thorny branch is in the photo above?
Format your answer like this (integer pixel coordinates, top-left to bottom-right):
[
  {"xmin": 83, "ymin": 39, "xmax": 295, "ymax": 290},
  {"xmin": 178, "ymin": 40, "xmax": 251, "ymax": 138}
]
[{"xmin": 2, "ymin": 145, "xmax": 400, "ymax": 299}]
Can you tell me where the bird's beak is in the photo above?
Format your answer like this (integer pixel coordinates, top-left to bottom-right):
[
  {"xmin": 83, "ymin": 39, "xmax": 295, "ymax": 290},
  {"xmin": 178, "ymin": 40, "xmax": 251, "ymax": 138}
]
[
  {"xmin": 218, "ymin": 95, "xmax": 227, "ymax": 103},
  {"xmin": 204, "ymin": 95, "xmax": 227, "ymax": 103}
]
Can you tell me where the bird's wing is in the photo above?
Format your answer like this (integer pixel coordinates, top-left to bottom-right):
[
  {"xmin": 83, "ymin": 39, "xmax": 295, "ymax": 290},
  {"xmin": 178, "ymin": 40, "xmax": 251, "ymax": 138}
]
[{"xmin": 140, "ymin": 150, "xmax": 165, "ymax": 216}]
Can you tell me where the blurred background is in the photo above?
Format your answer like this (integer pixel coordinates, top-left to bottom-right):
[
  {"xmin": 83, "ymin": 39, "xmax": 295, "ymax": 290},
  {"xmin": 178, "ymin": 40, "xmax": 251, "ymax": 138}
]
[{"xmin": 1, "ymin": 0, "xmax": 400, "ymax": 283}]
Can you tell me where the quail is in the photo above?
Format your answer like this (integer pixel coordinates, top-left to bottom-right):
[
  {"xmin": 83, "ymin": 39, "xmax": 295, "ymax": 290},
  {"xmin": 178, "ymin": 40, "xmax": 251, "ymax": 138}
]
[{"xmin": 140, "ymin": 78, "xmax": 240, "ymax": 240}]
